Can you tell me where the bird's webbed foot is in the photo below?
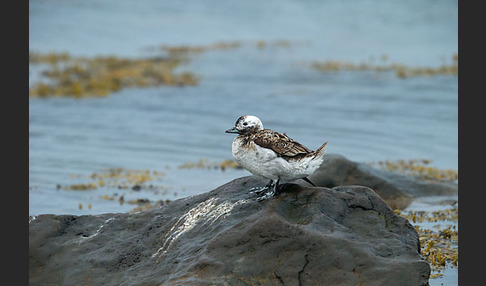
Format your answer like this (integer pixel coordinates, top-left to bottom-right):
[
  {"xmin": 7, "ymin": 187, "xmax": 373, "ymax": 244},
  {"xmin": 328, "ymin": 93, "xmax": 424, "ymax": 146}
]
[
  {"xmin": 254, "ymin": 179, "xmax": 280, "ymax": 201},
  {"xmin": 249, "ymin": 179, "xmax": 274, "ymax": 194}
]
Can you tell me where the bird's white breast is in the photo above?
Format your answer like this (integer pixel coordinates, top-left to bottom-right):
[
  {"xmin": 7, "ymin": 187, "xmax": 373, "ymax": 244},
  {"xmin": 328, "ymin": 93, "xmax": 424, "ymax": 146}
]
[
  {"xmin": 231, "ymin": 137, "xmax": 320, "ymax": 182},
  {"xmin": 232, "ymin": 137, "xmax": 279, "ymax": 179}
]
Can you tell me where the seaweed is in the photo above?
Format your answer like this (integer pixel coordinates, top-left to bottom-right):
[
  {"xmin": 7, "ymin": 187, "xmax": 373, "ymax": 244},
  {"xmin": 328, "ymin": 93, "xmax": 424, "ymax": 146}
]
[
  {"xmin": 178, "ymin": 158, "xmax": 242, "ymax": 171},
  {"xmin": 368, "ymin": 159, "xmax": 458, "ymax": 182},
  {"xmin": 312, "ymin": 53, "xmax": 458, "ymax": 78},
  {"xmin": 29, "ymin": 52, "xmax": 199, "ymax": 98},
  {"xmin": 395, "ymin": 206, "xmax": 458, "ymax": 278},
  {"xmin": 58, "ymin": 168, "xmax": 166, "ymax": 191}
]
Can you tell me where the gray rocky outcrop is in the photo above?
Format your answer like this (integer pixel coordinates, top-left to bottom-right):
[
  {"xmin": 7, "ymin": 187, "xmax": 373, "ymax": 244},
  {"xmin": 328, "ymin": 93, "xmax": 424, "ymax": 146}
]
[
  {"xmin": 30, "ymin": 176, "xmax": 430, "ymax": 285},
  {"xmin": 309, "ymin": 154, "xmax": 458, "ymax": 209}
]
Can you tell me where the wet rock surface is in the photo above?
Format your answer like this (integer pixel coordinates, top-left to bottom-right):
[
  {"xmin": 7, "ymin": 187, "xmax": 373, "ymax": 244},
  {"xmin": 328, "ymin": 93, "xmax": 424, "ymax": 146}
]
[
  {"xmin": 30, "ymin": 176, "xmax": 430, "ymax": 285},
  {"xmin": 309, "ymin": 154, "xmax": 458, "ymax": 209}
]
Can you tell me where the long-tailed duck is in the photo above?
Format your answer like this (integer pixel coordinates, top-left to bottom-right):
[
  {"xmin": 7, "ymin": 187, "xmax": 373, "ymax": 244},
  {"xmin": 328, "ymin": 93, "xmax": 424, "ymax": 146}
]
[{"xmin": 225, "ymin": 115, "xmax": 328, "ymax": 199}]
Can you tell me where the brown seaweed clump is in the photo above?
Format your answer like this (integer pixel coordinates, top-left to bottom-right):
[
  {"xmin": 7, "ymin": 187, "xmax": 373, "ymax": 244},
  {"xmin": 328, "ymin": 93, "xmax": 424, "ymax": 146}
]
[
  {"xmin": 178, "ymin": 158, "xmax": 242, "ymax": 171},
  {"xmin": 29, "ymin": 52, "xmax": 199, "ymax": 98},
  {"xmin": 159, "ymin": 41, "xmax": 243, "ymax": 57},
  {"xmin": 155, "ymin": 39, "xmax": 304, "ymax": 57},
  {"xmin": 368, "ymin": 159, "xmax": 458, "ymax": 182},
  {"xmin": 312, "ymin": 53, "xmax": 458, "ymax": 78},
  {"xmin": 58, "ymin": 168, "xmax": 166, "ymax": 191},
  {"xmin": 396, "ymin": 206, "xmax": 458, "ymax": 278}
]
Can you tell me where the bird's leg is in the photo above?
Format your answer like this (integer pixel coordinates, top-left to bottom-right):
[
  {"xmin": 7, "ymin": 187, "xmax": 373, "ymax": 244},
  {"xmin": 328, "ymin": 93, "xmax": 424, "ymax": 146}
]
[
  {"xmin": 266, "ymin": 179, "xmax": 275, "ymax": 189},
  {"xmin": 249, "ymin": 179, "xmax": 274, "ymax": 194},
  {"xmin": 272, "ymin": 179, "xmax": 281, "ymax": 196},
  {"xmin": 256, "ymin": 179, "xmax": 280, "ymax": 201}
]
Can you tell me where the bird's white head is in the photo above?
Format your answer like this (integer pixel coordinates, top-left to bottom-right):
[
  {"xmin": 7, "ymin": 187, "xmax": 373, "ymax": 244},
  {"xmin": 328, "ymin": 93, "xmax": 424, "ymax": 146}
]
[{"xmin": 225, "ymin": 115, "xmax": 264, "ymax": 135}]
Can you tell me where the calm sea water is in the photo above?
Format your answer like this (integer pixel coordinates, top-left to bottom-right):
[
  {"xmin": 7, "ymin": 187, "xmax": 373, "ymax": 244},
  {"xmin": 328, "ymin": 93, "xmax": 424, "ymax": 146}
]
[{"xmin": 29, "ymin": 0, "xmax": 458, "ymax": 215}]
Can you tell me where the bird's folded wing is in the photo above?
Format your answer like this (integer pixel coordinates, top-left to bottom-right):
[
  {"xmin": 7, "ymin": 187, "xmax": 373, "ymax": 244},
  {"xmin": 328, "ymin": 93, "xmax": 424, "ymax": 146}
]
[{"xmin": 252, "ymin": 129, "xmax": 312, "ymax": 157}]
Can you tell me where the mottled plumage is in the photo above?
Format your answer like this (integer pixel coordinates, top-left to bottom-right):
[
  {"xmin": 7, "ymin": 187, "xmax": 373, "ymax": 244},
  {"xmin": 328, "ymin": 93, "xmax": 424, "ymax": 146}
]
[
  {"xmin": 253, "ymin": 129, "xmax": 312, "ymax": 157},
  {"xmin": 225, "ymin": 115, "xmax": 328, "ymax": 199}
]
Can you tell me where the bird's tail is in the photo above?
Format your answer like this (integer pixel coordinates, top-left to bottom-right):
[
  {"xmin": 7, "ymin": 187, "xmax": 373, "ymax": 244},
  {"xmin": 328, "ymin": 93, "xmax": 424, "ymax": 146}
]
[{"xmin": 313, "ymin": 141, "xmax": 328, "ymax": 159}]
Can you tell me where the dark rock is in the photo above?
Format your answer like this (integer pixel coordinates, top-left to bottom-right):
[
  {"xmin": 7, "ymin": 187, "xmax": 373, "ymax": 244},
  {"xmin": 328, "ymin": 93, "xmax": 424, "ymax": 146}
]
[
  {"xmin": 308, "ymin": 154, "xmax": 458, "ymax": 209},
  {"xmin": 29, "ymin": 176, "xmax": 430, "ymax": 285}
]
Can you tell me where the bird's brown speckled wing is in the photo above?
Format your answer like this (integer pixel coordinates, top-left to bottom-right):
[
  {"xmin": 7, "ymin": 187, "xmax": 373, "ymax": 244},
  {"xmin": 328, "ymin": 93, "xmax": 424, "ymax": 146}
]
[{"xmin": 252, "ymin": 129, "xmax": 313, "ymax": 157}]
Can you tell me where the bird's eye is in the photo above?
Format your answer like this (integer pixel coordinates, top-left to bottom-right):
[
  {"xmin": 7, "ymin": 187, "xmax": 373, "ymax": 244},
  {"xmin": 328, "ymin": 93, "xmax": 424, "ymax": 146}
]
[{"xmin": 243, "ymin": 122, "xmax": 248, "ymax": 126}]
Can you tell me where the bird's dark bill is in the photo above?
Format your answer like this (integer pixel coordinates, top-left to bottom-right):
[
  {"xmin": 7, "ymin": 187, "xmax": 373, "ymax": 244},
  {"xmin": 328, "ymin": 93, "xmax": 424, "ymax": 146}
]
[{"xmin": 225, "ymin": 127, "xmax": 239, "ymax": 134}]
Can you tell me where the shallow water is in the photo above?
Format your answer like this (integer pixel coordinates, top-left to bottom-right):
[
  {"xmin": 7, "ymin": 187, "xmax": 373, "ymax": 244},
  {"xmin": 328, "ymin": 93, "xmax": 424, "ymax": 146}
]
[
  {"xmin": 29, "ymin": 0, "xmax": 458, "ymax": 217},
  {"xmin": 403, "ymin": 196, "xmax": 459, "ymax": 285}
]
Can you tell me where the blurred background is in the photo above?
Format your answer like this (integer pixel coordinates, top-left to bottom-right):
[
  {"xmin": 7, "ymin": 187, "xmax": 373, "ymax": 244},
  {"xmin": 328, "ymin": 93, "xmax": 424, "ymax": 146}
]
[{"xmin": 29, "ymin": 0, "xmax": 458, "ymax": 216}]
